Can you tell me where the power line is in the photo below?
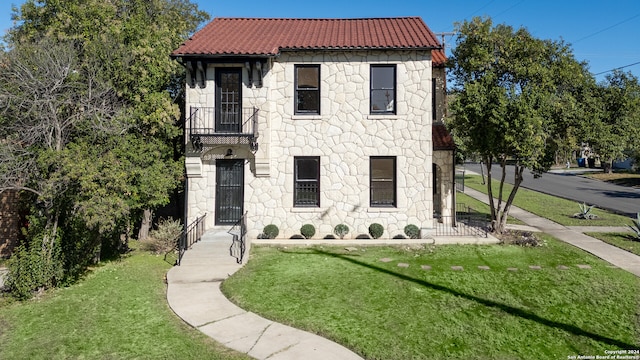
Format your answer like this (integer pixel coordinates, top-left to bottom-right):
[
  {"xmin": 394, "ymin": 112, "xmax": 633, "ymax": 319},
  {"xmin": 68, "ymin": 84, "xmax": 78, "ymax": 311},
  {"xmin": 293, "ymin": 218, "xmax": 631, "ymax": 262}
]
[
  {"xmin": 573, "ymin": 12, "xmax": 640, "ymax": 44},
  {"xmin": 593, "ymin": 60, "xmax": 640, "ymax": 76},
  {"xmin": 493, "ymin": 0, "xmax": 526, "ymax": 19},
  {"xmin": 465, "ymin": 0, "xmax": 497, "ymax": 19}
]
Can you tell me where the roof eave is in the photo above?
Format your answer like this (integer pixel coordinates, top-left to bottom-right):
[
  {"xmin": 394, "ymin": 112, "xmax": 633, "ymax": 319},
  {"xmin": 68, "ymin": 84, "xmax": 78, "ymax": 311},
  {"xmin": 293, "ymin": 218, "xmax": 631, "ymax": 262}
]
[{"xmin": 279, "ymin": 46, "xmax": 439, "ymax": 52}]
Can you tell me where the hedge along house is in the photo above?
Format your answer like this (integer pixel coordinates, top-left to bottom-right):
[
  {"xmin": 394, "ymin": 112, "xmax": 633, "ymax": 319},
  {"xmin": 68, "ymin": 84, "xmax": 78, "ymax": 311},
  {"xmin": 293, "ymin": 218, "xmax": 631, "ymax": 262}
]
[{"xmin": 171, "ymin": 17, "xmax": 456, "ymax": 239}]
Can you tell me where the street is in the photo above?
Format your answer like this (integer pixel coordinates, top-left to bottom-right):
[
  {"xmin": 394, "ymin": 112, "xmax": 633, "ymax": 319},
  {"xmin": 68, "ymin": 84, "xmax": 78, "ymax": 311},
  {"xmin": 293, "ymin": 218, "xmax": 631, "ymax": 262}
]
[{"xmin": 462, "ymin": 163, "xmax": 640, "ymax": 218}]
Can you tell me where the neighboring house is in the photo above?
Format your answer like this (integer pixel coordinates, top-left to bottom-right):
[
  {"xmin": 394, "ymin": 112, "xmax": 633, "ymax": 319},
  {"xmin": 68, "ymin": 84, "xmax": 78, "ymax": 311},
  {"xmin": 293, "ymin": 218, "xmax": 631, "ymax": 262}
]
[{"xmin": 171, "ymin": 17, "xmax": 456, "ymax": 239}]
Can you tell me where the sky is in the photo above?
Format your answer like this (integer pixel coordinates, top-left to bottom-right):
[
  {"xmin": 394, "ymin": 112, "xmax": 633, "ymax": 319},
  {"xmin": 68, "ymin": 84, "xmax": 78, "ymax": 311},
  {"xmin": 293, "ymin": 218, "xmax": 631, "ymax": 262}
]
[{"xmin": 1, "ymin": 0, "xmax": 639, "ymax": 82}]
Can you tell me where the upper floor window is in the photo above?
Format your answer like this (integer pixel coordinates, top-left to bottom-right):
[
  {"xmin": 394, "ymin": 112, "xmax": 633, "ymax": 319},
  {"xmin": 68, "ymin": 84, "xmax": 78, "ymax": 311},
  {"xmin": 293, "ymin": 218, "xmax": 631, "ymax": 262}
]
[
  {"xmin": 294, "ymin": 156, "xmax": 320, "ymax": 207},
  {"xmin": 370, "ymin": 65, "xmax": 396, "ymax": 114},
  {"xmin": 295, "ymin": 65, "xmax": 320, "ymax": 115},
  {"xmin": 370, "ymin": 156, "xmax": 396, "ymax": 207}
]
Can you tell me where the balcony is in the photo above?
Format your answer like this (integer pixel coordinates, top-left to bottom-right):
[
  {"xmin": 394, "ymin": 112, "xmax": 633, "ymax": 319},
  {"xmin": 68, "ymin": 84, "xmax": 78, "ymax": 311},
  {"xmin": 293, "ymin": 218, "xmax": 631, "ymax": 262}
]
[{"xmin": 188, "ymin": 106, "xmax": 259, "ymax": 151}]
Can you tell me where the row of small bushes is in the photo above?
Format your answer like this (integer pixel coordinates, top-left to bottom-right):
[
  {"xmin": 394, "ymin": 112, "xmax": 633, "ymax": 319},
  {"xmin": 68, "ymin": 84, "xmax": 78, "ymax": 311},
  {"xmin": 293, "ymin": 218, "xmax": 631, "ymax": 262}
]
[{"xmin": 260, "ymin": 223, "xmax": 420, "ymax": 240}]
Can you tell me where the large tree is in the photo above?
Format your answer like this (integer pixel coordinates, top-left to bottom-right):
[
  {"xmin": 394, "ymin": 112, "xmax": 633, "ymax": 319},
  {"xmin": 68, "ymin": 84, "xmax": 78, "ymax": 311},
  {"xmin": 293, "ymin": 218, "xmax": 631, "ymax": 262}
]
[
  {"xmin": 583, "ymin": 71, "xmax": 640, "ymax": 173},
  {"xmin": 447, "ymin": 17, "xmax": 592, "ymax": 234},
  {"xmin": 9, "ymin": 0, "xmax": 208, "ymax": 238},
  {"xmin": 1, "ymin": 0, "xmax": 207, "ymax": 297}
]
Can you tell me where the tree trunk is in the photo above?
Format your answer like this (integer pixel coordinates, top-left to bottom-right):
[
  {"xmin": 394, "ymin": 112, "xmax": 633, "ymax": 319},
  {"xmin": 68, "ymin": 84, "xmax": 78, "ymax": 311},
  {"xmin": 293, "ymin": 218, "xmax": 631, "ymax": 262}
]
[
  {"xmin": 138, "ymin": 209, "xmax": 153, "ymax": 240},
  {"xmin": 498, "ymin": 164, "xmax": 525, "ymax": 233},
  {"xmin": 484, "ymin": 156, "xmax": 499, "ymax": 233}
]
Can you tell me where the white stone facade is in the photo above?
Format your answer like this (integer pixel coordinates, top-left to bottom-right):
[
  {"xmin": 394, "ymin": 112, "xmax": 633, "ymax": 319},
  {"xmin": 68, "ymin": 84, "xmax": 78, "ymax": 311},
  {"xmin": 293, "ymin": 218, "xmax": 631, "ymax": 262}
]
[{"xmin": 185, "ymin": 50, "xmax": 450, "ymax": 239}]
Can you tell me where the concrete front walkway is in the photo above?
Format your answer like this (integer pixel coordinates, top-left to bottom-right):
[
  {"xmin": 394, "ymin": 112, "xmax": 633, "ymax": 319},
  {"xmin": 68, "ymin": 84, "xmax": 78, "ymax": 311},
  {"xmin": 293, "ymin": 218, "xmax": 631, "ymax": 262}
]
[
  {"xmin": 464, "ymin": 187, "xmax": 640, "ymax": 277},
  {"xmin": 166, "ymin": 230, "xmax": 363, "ymax": 360}
]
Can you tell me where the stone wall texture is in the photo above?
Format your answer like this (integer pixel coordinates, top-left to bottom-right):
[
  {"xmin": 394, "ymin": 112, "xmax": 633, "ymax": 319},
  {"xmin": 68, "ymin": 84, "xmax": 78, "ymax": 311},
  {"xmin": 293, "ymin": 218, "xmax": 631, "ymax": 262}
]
[{"xmin": 185, "ymin": 50, "xmax": 448, "ymax": 239}]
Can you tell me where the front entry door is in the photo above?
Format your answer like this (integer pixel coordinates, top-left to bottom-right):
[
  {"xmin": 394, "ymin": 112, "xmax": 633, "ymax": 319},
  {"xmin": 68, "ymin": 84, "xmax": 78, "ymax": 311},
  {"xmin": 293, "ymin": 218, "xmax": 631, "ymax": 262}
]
[
  {"xmin": 215, "ymin": 68, "xmax": 242, "ymax": 133},
  {"xmin": 215, "ymin": 160, "xmax": 244, "ymax": 225}
]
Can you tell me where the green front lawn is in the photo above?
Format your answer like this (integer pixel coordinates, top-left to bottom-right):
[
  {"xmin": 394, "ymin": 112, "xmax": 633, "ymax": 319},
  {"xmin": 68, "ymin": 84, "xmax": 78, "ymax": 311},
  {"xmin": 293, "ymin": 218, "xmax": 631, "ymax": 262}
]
[
  {"xmin": 464, "ymin": 175, "xmax": 632, "ymax": 226},
  {"xmin": 456, "ymin": 192, "xmax": 524, "ymax": 225},
  {"xmin": 0, "ymin": 250, "xmax": 249, "ymax": 360},
  {"xmin": 587, "ymin": 232, "xmax": 640, "ymax": 257},
  {"xmin": 222, "ymin": 239, "xmax": 640, "ymax": 360}
]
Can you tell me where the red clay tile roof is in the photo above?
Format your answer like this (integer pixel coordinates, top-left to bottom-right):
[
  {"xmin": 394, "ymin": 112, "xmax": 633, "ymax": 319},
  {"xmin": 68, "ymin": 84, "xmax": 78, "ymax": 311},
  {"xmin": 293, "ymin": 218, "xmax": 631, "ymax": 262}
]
[
  {"xmin": 432, "ymin": 49, "xmax": 446, "ymax": 67},
  {"xmin": 433, "ymin": 123, "xmax": 456, "ymax": 150},
  {"xmin": 172, "ymin": 17, "xmax": 441, "ymax": 57}
]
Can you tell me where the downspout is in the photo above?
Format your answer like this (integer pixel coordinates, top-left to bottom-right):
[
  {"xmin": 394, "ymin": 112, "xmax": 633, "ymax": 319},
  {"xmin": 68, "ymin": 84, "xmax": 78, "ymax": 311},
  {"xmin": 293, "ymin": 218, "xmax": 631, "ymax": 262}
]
[
  {"xmin": 452, "ymin": 148, "xmax": 456, "ymax": 227},
  {"xmin": 183, "ymin": 169, "xmax": 188, "ymax": 238}
]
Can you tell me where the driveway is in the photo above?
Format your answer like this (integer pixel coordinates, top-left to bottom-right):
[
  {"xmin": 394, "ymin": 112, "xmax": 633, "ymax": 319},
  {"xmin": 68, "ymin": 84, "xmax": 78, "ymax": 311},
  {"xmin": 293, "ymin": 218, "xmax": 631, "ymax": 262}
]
[{"xmin": 462, "ymin": 163, "xmax": 640, "ymax": 218}]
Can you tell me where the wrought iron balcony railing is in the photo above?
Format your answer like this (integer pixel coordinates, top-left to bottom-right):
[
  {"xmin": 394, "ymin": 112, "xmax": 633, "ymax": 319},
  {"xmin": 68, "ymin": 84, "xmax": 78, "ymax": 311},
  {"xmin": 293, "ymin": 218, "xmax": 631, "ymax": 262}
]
[{"xmin": 188, "ymin": 106, "xmax": 259, "ymax": 151}]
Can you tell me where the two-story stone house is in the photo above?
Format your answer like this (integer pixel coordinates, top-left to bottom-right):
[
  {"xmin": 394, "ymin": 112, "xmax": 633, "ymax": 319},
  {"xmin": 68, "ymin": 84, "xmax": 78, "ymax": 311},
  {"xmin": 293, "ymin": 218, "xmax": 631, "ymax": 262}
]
[{"xmin": 171, "ymin": 17, "xmax": 455, "ymax": 239}]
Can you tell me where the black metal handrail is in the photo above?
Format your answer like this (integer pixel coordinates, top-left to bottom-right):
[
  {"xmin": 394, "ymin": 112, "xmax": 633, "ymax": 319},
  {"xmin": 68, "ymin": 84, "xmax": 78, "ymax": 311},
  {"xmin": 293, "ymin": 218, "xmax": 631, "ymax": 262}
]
[
  {"xmin": 434, "ymin": 206, "xmax": 489, "ymax": 237},
  {"xmin": 176, "ymin": 213, "xmax": 207, "ymax": 266},
  {"xmin": 189, "ymin": 106, "xmax": 258, "ymax": 138},
  {"xmin": 229, "ymin": 211, "xmax": 247, "ymax": 264}
]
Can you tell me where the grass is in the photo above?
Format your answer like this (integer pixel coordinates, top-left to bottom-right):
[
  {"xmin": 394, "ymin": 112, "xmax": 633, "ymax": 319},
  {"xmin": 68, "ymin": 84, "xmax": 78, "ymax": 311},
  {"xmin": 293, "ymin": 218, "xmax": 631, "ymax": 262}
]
[
  {"xmin": 456, "ymin": 192, "xmax": 525, "ymax": 225},
  {"xmin": 222, "ymin": 239, "xmax": 640, "ymax": 360},
  {"xmin": 463, "ymin": 174, "xmax": 632, "ymax": 226},
  {"xmin": 0, "ymin": 249, "xmax": 250, "ymax": 360},
  {"xmin": 584, "ymin": 172, "xmax": 640, "ymax": 188},
  {"xmin": 587, "ymin": 232, "xmax": 640, "ymax": 257}
]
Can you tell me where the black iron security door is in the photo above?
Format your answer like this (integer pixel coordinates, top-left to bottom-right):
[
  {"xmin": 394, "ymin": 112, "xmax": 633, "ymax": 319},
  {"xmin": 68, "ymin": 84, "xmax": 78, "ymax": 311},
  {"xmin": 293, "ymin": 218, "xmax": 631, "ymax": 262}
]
[
  {"xmin": 215, "ymin": 68, "xmax": 242, "ymax": 133},
  {"xmin": 215, "ymin": 160, "xmax": 244, "ymax": 225}
]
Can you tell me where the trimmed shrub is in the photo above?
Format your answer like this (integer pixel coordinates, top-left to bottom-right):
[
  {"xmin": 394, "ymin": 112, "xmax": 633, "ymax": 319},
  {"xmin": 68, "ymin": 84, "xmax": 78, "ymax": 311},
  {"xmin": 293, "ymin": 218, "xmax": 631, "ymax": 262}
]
[
  {"xmin": 404, "ymin": 224, "xmax": 420, "ymax": 239},
  {"xmin": 140, "ymin": 218, "xmax": 183, "ymax": 254},
  {"xmin": 356, "ymin": 234, "xmax": 371, "ymax": 239},
  {"xmin": 368, "ymin": 223, "xmax": 384, "ymax": 239},
  {"xmin": 300, "ymin": 224, "xmax": 316, "ymax": 239},
  {"xmin": 263, "ymin": 224, "xmax": 279, "ymax": 239},
  {"xmin": 333, "ymin": 224, "xmax": 349, "ymax": 239}
]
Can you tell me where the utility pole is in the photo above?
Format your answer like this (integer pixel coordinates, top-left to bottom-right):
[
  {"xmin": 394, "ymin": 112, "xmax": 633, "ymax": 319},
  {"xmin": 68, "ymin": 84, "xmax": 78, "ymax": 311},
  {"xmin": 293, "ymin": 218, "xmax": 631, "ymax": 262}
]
[{"xmin": 434, "ymin": 32, "xmax": 456, "ymax": 51}]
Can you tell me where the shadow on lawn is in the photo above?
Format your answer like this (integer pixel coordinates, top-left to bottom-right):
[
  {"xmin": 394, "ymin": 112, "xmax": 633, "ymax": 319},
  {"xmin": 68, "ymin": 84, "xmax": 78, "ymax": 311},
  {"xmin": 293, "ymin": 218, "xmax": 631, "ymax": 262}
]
[{"xmin": 304, "ymin": 248, "xmax": 636, "ymax": 349}]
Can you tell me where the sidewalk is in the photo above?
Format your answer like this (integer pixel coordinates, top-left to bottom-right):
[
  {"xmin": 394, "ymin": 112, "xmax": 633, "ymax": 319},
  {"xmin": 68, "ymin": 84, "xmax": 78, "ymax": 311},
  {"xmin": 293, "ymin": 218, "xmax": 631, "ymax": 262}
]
[
  {"xmin": 463, "ymin": 187, "xmax": 640, "ymax": 277},
  {"xmin": 166, "ymin": 230, "xmax": 363, "ymax": 360}
]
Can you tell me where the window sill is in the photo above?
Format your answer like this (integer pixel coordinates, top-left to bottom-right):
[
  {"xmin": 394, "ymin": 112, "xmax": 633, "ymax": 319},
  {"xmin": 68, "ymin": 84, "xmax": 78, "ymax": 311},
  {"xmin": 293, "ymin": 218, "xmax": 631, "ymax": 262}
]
[
  {"xmin": 367, "ymin": 114, "xmax": 400, "ymax": 120},
  {"xmin": 291, "ymin": 207, "xmax": 326, "ymax": 213},
  {"xmin": 367, "ymin": 207, "xmax": 402, "ymax": 213},
  {"xmin": 292, "ymin": 115, "xmax": 323, "ymax": 120}
]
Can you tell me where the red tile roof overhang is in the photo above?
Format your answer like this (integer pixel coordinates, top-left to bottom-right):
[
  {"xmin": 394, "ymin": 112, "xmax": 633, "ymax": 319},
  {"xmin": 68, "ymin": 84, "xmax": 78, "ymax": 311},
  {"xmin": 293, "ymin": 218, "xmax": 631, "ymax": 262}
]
[
  {"xmin": 433, "ymin": 124, "xmax": 456, "ymax": 150},
  {"xmin": 171, "ymin": 17, "xmax": 442, "ymax": 60}
]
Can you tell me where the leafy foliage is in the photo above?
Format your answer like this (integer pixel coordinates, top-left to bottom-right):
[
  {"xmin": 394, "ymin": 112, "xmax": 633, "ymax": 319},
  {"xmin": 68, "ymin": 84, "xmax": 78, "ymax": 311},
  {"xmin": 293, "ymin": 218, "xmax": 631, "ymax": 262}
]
[
  {"xmin": 300, "ymin": 224, "xmax": 316, "ymax": 239},
  {"xmin": 368, "ymin": 223, "xmax": 384, "ymax": 239},
  {"xmin": 333, "ymin": 224, "xmax": 349, "ymax": 239},
  {"xmin": 262, "ymin": 224, "xmax": 280, "ymax": 239},
  {"xmin": 447, "ymin": 17, "xmax": 592, "ymax": 233},
  {"xmin": 5, "ymin": 216, "xmax": 65, "ymax": 300},
  {"xmin": 404, "ymin": 224, "xmax": 420, "ymax": 239},
  {"xmin": 581, "ymin": 71, "xmax": 640, "ymax": 173},
  {"xmin": 140, "ymin": 218, "xmax": 183, "ymax": 254},
  {"xmin": 0, "ymin": 0, "xmax": 208, "ymax": 298}
]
